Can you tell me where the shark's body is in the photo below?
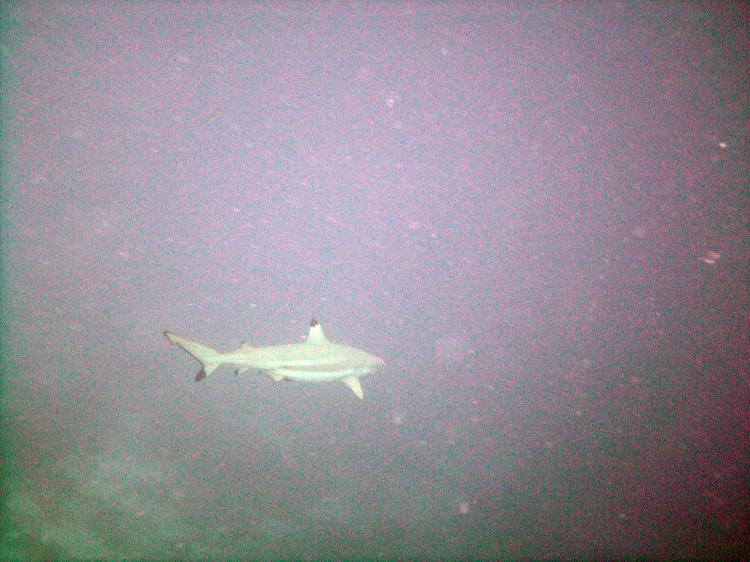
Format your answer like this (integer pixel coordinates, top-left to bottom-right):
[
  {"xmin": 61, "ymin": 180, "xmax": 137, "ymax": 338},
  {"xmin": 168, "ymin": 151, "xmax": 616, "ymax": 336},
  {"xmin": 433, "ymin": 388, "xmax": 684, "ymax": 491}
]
[{"xmin": 164, "ymin": 319, "xmax": 384, "ymax": 400}]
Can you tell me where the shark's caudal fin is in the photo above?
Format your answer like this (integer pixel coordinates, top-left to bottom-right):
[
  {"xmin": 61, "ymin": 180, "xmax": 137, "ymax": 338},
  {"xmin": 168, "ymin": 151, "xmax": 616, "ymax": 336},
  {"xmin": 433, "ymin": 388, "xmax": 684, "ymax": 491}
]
[{"xmin": 164, "ymin": 332, "xmax": 223, "ymax": 382}]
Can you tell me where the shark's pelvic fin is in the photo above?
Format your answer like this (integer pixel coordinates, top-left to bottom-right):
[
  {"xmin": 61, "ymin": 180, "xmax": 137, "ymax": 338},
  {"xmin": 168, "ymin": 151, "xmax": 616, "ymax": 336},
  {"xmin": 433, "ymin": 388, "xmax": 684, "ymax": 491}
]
[
  {"xmin": 164, "ymin": 332, "xmax": 223, "ymax": 382},
  {"xmin": 343, "ymin": 376, "xmax": 364, "ymax": 400}
]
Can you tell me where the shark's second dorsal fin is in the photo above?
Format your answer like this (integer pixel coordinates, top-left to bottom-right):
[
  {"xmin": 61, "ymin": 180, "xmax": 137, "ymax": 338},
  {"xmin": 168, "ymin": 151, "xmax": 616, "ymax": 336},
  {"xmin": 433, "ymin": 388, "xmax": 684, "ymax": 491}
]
[{"xmin": 306, "ymin": 318, "xmax": 329, "ymax": 345}]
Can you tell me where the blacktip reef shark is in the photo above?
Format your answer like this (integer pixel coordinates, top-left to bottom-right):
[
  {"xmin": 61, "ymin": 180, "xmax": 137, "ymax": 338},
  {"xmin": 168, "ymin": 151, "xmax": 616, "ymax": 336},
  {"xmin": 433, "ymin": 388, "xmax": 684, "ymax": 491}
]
[{"xmin": 164, "ymin": 319, "xmax": 384, "ymax": 400}]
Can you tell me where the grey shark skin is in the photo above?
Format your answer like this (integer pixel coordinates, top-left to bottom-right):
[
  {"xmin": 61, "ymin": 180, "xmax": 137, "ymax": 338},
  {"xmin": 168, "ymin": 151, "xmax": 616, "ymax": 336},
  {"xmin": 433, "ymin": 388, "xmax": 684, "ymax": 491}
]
[{"xmin": 164, "ymin": 319, "xmax": 384, "ymax": 400}]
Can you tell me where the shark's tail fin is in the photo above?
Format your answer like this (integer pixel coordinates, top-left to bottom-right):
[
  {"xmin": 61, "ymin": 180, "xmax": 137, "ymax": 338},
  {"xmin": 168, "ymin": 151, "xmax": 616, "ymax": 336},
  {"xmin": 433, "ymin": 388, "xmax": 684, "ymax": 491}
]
[{"xmin": 164, "ymin": 332, "xmax": 223, "ymax": 382}]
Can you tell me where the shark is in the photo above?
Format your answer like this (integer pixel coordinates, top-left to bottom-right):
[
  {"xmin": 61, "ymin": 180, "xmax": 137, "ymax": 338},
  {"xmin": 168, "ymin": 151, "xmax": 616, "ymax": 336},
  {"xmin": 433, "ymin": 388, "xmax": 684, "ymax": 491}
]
[{"xmin": 164, "ymin": 318, "xmax": 384, "ymax": 400}]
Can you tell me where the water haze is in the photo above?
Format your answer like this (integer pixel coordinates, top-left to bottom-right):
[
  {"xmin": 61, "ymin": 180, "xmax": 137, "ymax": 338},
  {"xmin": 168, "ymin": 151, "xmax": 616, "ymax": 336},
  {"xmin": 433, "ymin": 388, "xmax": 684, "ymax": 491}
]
[{"xmin": 1, "ymin": 3, "xmax": 748, "ymax": 559}]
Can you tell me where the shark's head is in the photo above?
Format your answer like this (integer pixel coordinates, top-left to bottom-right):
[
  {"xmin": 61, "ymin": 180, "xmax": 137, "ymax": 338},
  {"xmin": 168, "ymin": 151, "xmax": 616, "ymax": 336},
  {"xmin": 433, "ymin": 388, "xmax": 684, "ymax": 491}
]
[{"xmin": 363, "ymin": 353, "xmax": 385, "ymax": 375}]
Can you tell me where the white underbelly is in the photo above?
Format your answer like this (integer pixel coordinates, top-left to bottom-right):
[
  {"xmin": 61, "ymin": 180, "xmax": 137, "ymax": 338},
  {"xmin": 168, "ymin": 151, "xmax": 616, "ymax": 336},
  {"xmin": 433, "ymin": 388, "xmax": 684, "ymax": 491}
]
[{"xmin": 268, "ymin": 367, "xmax": 361, "ymax": 382}]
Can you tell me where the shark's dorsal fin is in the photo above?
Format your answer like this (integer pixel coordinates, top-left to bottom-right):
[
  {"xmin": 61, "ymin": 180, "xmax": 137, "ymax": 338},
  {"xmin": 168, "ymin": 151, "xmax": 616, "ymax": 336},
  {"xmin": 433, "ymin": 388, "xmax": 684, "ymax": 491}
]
[{"xmin": 306, "ymin": 318, "xmax": 329, "ymax": 345}]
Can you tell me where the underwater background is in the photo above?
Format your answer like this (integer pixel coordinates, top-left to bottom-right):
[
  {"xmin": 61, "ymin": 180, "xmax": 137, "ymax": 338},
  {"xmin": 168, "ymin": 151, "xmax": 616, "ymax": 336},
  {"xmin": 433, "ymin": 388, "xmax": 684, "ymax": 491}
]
[{"xmin": 1, "ymin": 2, "xmax": 747, "ymax": 559}]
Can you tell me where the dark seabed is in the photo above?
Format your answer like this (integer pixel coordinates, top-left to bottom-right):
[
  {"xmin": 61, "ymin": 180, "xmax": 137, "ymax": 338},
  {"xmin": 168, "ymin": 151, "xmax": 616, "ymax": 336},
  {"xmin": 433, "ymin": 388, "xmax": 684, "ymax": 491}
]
[{"xmin": 1, "ymin": 2, "xmax": 748, "ymax": 559}]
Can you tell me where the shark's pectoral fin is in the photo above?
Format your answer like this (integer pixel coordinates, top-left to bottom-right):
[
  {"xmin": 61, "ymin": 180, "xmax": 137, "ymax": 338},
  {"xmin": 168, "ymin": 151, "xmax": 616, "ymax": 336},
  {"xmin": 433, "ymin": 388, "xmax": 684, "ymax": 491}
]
[
  {"xmin": 343, "ymin": 376, "xmax": 363, "ymax": 400},
  {"xmin": 267, "ymin": 371, "xmax": 285, "ymax": 383}
]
